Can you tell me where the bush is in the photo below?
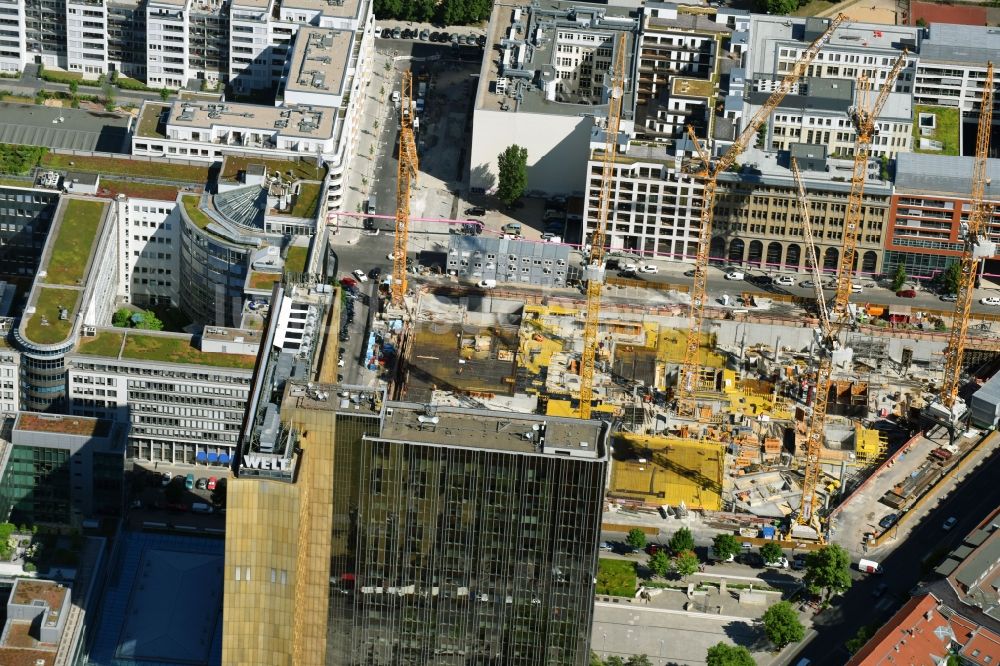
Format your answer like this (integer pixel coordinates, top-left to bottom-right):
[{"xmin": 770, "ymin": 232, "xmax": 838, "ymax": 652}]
[
  {"xmin": 0, "ymin": 144, "xmax": 47, "ymax": 175},
  {"xmin": 116, "ymin": 76, "xmax": 150, "ymax": 91},
  {"xmin": 626, "ymin": 528, "xmax": 647, "ymax": 550},
  {"xmin": 40, "ymin": 70, "xmax": 98, "ymax": 87},
  {"xmin": 23, "ymin": 562, "xmax": 36, "ymax": 572}
]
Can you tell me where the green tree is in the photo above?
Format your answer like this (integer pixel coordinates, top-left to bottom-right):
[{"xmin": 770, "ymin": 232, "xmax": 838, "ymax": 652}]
[
  {"xmin": 590, "ymin": 652, "xmax": 604, "ymax": 666},
  {"xmin": 706, "ymin": 642, "xmax": 755, "ymax": 666},
  {"xmin": 68, "ymin": 80, "xmax": 78, "ymax": 95},
  {"xmin": 760, "ymin": 542, "xmax": 784, "ymax": 565},
  {"xmin": 804, "ymin": 544, "xmax": 853, "ymax": 601},
  {"xmin": 757, "ymin": 122, "xmax": 768, "ymax": 149},
  {"xmin": 440, "ymin": 0, "xmax": 469, "ymax": 24},
  {"xmin": 605, "ymin": 658, "xmax": 625, "ymax": 666},
  {"xmin": 673, "ymin": 550, "xmax": 700, "ymax": 577},
  {"xmin": 879, "ymin": 154, "xmax": 890, "ymax": 180},
  {"xmin": 626, "ymin": 528, "xmax": 647, "ymax": 551},
  {"xmin": 668, "ymin": 527, "xmax": 695, "ymax": 555},
  {"xmin": 373, "ymin": 0, "xmax": 405, "ymax": 18},
  {"xmin": 648, "ymin": 550, "xmax": 671, "ymax": 577},
  {"xmin": 112, "ymin": 307, "xmax": 131, "ymax": 328},
  {"xmin": 754, "ymin": 0, "xmax": 798, "ymax": 13},
  {"xmin": 916, "ymin": 17, "xmax": 928, "ymax": 28},
  {"xmin": 935, "ymin": 262, "xmax": 962, "ymax": 295},
  {"xmin": 891, "ymin": 262, "xmax": 908, "ymax": 291},
  {"xmin": 762, "ymin": 601, "xmax": 805, "ymax": 648},
  {"xmin": 164, "ymin": 479, "xmax": 184, "ymax": 504},
  {"xmin": 134, "ymin": 310, "xmax": 163, "ymax": 331},
  {"xmin": 159, "ymin": 87, "xmax": 170, "ymax": 101},
  {"xmin": 496, "ymin": 144, "xmax": 528, "ymax": 207},
  {"xmin": 625, "ymin": 657, "xmax": 653, "ymax": 666},
  {"xmin": 712, "ymin": 533, "xmax": 741, "ymax": 561},
  {"xmin": 846, "ymin": 623, "xmax": 878, "ymax": 654}
]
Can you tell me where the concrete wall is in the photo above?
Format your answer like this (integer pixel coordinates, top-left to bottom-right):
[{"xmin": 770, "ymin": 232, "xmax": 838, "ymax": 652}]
[{"xmin": 470, "ymin": 109, "xmax": 594, "ymax": 196}]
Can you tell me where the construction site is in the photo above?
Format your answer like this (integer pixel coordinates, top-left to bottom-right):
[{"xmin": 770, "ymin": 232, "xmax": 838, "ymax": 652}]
[{"xmin": 360, "ymin": 26, "xmax": 1000, "ymax": 548}]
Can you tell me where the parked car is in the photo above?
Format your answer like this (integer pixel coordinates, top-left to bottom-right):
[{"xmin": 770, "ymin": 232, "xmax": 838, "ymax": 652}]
[
  {"xmin": 352, "ymin": 269, "xmax": 369, "ymax": 283},
  {"xmin": 368, "ymin": 267, "xmax": 381, "ymax": 280},
  {"xmin": 765, "ymin": 557, "xmax": 789, "ymax": 569},
  {"xmin": 645, "ymin": 543, "xmax": 662, "ymax": 555},
  {"xmin": 725, "ymin": 271, "xmax": 745, "ymax": 281},
  {"xmin": 774, "ymin": 275, "xmax": 795, "ymax": 286},
  {"xmin": 981, "ymin": 297, "xmax": 1000, "ymax": 306},
  {"xmin": 196, "ymin": 477, "xmax": 208, "ymax": 490},
  {"xmin": 465, "ymin": 206, "xmax": 487, "ymax": 216},
  {"xmin": 478, "ymin": 280, "xmax": 497, "ymax": 289},
  {"xmin": 897, "ymin": 289, "xmax": 918, "ymax": 298},
  {"xmin": 942, "ymin": 516, "xmax": 958, "ymax": 531},
  {"xmin": 207, "ymin": 477, "xmax": 217, "ymax": 491},
  {"xmin": 639, "ymin": 264, "xmax": 658, "ymax": 274},
  {"xmin": 878, "ymin": 514, "xmax": 898, "ymax": 530},
  {"xmin": 419, "ymin": 29, "xmax": 430, "ymax": 41},
  {"xmin": 185, "ymin": 473, "xmax": 195, "ymax": 490},
  {"xmin": 161, "ymin": 472, "xmax": 173, "ymax": 486},
  {"xmin": 940, "ymin": 293, "xmax": 958, "ymax": 302},
  {"xmin": 391, "ymin": 27, "xmax": 401, "ymax": 39}
]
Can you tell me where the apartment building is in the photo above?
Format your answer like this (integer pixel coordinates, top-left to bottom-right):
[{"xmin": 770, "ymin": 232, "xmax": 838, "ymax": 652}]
[
  {"xmin": 0, "ymin": 185, "xmax": 61, "ymax": 283},
  {"xmin": 471, "ymin": 0, "xmax": 640, "ymax": 196},
  {"xmin": 884, "ymin": 152, "xmax": 1000, "ymax": 277},
  {"xmin": 107, "ymin": 0, "xmax": 146, "ymax": 79},
  {"xmin": 223, "ymin": 283, "xmax": 609, "ymax": 666},
  {"xmin": 915, "ymin": 23, "xmax": 1000, "ymax": 114}
]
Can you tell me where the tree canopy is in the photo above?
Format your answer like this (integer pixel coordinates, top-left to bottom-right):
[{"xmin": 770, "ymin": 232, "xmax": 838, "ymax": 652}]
[
  {"xmin": 712, "ymin": 533, "xmax": 741, "ymax": 560},
  {"xmin": 804, "ymin": 544, "xmax": 853, "ymax": 601},
  {"xmin": 626, "ymin": 528, "xmax": 647, "ymax": 550},
  {"xmin": 648, "ymin": 550, "xmax": 671, "ymax": 577},
  {"xmin": 672, "ymin": 550, "xmax": 700, "ymax": 577},
  {"xmin": 374, "ymin": 0, "xmax": 492, "ymax": 26},
  {"xmin": 762, "ymin": 601, "xmax": 805, "ymax": 648},
  {"xmin": 668, "ymin": 527, "xmax": 695, "ymax": 555},
  {"xmin": 706, "ymin": 642, "xmax": 755, "ymax": 666},
  {"xmin": 497, "ymin": 144, "xmax": 528, "ymax": 207},
  {"xmin": 760, "ymin": 541, "xmax": 784, "ymax": 565}
]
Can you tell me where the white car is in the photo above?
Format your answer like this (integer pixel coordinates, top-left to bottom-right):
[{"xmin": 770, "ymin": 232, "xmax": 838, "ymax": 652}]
[
  {"xmin": 386, "ymin": 253, "xmax": 397, "ymax": 261},
  {"xmin": 774, "ymin": 275, "xmax": 795, "ymax": 286},
  {"xmin": 391, "ymin": 90, "xmax": 401, "ymax": 106},
  {"xmin": 621, "ymin": 263, "xmax": 638, "ymax": 273},
  {"xmin": 160, "ymin": 472, "xmax": 173, "ymax": 486},
  {"xmin": 981, "ymin": 297, "xmax": 1000, "ymax": 306},
  {"xmin": 639, "ymin": 264, "xmax": 658, "ymax": 274},
  {"xmin": 942, "ymin": 517, "xmax": 958, "ymax": 530},
  {"xmin": 765, "ymin": 557, "xmax": 790, "ymax": 569},
  {"xmin": 725, "ymin": 271, "xmax": 745, "ymax": 281},
  {"xmin": 352, "ymin": 269, "xmax": 369, "ymax": 283}
]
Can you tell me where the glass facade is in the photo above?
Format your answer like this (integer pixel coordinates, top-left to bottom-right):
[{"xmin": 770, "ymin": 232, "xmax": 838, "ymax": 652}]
[
  {"xmin": 179, "ymin": 216, "xmax": 252, "ymax": 327},
  {"xmin": 0, "ymin": 187, "xmax": 59, "ymax": 282},
  {"xmin": 0, "ymin": 445, "xmax": 71, "ymax": 524},
  {"xmin": 325, "ymin": 416, "xmax": 607, "ymax": 666}
]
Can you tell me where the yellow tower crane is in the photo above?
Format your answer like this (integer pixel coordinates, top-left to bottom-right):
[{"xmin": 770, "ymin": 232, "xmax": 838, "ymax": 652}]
[
  {"xmin": 392, "ymin": 71, "xmax": 419, "ymax": 306},
  {"xmin": 938, "ymin": 62, "xmax": 995, "ymax": 420},
  {"xmin": 797, "ymin": 51, "xmax": 908, "ymax": 529},
  {"xmin": 580, "ymin": 32, "xmax": 627, "ymax": 420},
  {"xmin": 675, "ymin": 14, "xmax": 846, "ymax": 418}
]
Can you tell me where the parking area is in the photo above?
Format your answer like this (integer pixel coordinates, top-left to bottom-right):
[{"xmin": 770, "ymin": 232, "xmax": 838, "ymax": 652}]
[{"xmin": 128, "ymin": 462, "xmax": 227, "ymax": 527}]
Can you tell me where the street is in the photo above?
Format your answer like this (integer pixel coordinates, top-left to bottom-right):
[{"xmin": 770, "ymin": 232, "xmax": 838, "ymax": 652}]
[{"xmin": 787, "ymin": 448, "xmax": 1000, "ymax": 664}]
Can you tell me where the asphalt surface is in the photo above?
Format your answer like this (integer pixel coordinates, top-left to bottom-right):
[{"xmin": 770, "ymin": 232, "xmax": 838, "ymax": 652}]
[{"xmin": 787, "ymin": 449, "xmax": 1000, "ymax": 664}]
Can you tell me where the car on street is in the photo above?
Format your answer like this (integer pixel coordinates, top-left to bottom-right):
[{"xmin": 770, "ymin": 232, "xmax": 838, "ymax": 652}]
[
  {"xmin": 352, "ymin": 269, "xmax": 369, "ymax": 282},
  {"xmin": 774, "ymin": 275, "xmax": 795, "ymax": 286},
  {"xmin": 130, "ymin": 499, "xmax": 143, "ymax": 509},
  {"xmin": 161, "ymin": 472, "xmax": 172, "ymax": 486},
  {"xmin": 639, "ymin": 264, "xmax": 658, "ymax": 274},
  {"xmin": 478, "ymin": 280, "xmax": 497, "ymax": 289},
  {"xmin": 391, "ymin": 27, "xmax": 401, "ymax": 39},
  {"xmin": 943, "ymin": 516, "xmax": 958, "ymax": 530},
  {"xmin": 368, "ymin": 268, "xmax": 381, "ymax": 280},
  {"xmin": 465, "ymin": 206, "xmax": 486, "ymax": 216},
  {"xmin": 420, "ymin": 29, "xmax": 430, "ymax": 41},
  {"xmin": 981, "ymin": 297, "xmax": 1000, "ymax": 306},
  {"xmin": 439, "ymin": 31, "xmax": 450, "ymax": 43},
  {"xmin": 791, "ymin": 553, "xmax": 807, "ymax": 570},
  {"xmin": 725, "ymin": 271, "xmax": 745, "ymax": 281},
  {"xmin": 185, "ymin": 473, "xmax": 195, "ymax": 490},
  {"xmin": 765, "ymin": 557, "xmax": 789, "ymax": 569},
  {"xmin": 386, "ymin": 253, "xmax": 397, "ymax": 261},
  {"xmin": 645, "ymin": 543, "xmax": 663, "ymax": 555},
  {"xmin": 878, "ymin": 513, "xmax": 899, "ymax": 530},
  {"xmin": 196, "ymin": 477, "xmax": 208, "ymax": 490},
  {"xmin": 897, "ymin": 289, "xmax": 918, "ymax": 298},
  {"xmin": 207, "ymin": 477, "xmax": 217, "ymax": 491},
  {"xmin": 940, "ymin": 293, "xmax": 958, "ymax": 302}
]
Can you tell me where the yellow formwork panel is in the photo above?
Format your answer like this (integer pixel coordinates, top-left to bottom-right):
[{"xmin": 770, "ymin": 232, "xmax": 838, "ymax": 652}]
[
  {"xmin": 854, "ymin": 424, "xmax": 888, "ymax": 463},
  {"xmin": 546, "ymin": 399, "xmax": 618, "ymax": 418},
  {"xmin": 610, "ymin": 434, "xmax": 725, "ymax": 511},
  {"xmin": 655, "ymin": 327, "xmax": 724, "ymax": 368}
]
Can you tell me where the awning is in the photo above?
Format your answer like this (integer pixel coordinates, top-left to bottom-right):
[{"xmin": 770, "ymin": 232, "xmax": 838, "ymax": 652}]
[
  {"xmin": 207, "ymin": 452, "xmax": 219, "ymax": 463},
  {"xmin": 218, "ymin": 453, "xmax": 231, "ymax": 464},
  {"xmin": 195, "ymin": 451, "xmax": 207, "ymax": 462}
]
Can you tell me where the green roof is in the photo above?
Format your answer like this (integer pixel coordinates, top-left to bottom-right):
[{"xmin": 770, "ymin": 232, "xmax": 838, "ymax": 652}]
[
  {"xmin": 221, "ymin": 156, "xmax": 326, "ymax": 182},
  {"xmin": 181, "ymin": 194, "xmax": 213, "ymax": 229},
  {"xmin": 136, "ymin": 104, "xmax": 169, "ymax": 139},
  {"xmin": 913, "ymin": 105, "xmax": 961, "ymax": 157},
  {"xmin": 40, "ymin": 152, "xmax": 209, "ymax": 184},
  {"xmin": 286, "ymin": 181, "xmax": 322, "ymax": 218},
  {"xmin": 46, "ymin": 199, "xmax": 105, "ymax": 285},
  {"xmin": 24, "ymin": 287, "xmax": 81, "ymax": 345},
  {"xmin": 75, "ymin": 330, "xmax": 258, "ymax": 369},
  {"xmin": 247, "ymin": 271, "xmax": 279, "ymax": 291},
  {"xmin": 285, "ymin": 245, "xmax": 309, "ymax": 273}
]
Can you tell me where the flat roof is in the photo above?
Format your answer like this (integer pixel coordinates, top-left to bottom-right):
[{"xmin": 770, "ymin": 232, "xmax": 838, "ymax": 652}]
[
  {"xmin": 954, "ymin": 530, "xmax": 1000, "ymax": 590},
  {"xmin": 0, "ymin": 102, "xmax": 131, "ymax": 152},
  {"xmin": 10, "ymin": 579, "xmax": 69, "ymax": 615},
  {"xmin": 279, "ymin": 0, "xmax": 362, "ymax": 17},
  {"xmin": 202, "ymin": 325, "xmax": 263, "ymax": 344},
  {"xmin": 375, "ymin": 403, "xmax": 605, "ymax": 457},
  {"xmin": 285, "ymin": 27, "xmax": 352, "ymax": 96},
  {"xmin": 164, "ymin": 100, "xmax": 336, "ymax": 140},
  {"xmin": 15, "ymin": 412, "xmax": 110, "ymax": 438},
  {"xmin": 74, "ymin": 330, "xmax": 258, "ymax": 370},
  {"xmin": 922, "ymin": 23, "xmax": 1000, "ymax": 66},
  {"xmin": 43, "ymin": 198, "xmax": 107, "ymax": 286},
  {"xmin": 895, "ymin": 153, "xmax": 1000, "ymax": 198}
]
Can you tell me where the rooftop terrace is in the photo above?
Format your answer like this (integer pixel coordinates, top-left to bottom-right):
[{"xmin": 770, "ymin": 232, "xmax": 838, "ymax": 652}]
[
  {"xmin": 221, "ymin": 155, "xmax": 326, "ymax": 182},
  {"xmin": 136, "ymin": 103, "xmax": 169, "ymax": 139},
  {"xmin": 76, "ymin": 330, "xmax": 258, "ymax": 369}
]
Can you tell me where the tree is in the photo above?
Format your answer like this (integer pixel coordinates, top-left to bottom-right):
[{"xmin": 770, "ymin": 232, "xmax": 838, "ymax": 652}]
[
  {"xmin": 706, "ymin": 643, "xmax": 755, "ymax": 666},
  {"xmin": 159, "ymin": 87, "xmax": 170, "ymax": 102},
  {"xmin": 134, "ymin": 310, "xmax": 163, "ymax": 331},
  {"xmin": 916, "ymin": 17, "xmax": 928, "ymax": 28},
  {"xmin": 496, "ymin": 144, "xmax": 528, "ymax": 207},
  {"xmin": 605, "ymin": 658, "xmax": 625, "ymax": 666},
  {"xmin": 626, "ymin": 528, "xmax": 647, "ymax": 550},
  {"xmin": 753, "ymin": 0, "xmax": 797, "ymax": 16},
  {"xmin": 590, "ymin": 652, "xmax": 605, "ymax": 666},
  {"xmin": 846, "ymin": 623, "xmax": 878, "ymax": 654},
  {"xmin": 672, "ymin": 550, "xmax": 700, "ymax": 577},
  {"xmin": 757, "ymin": 122, "xmax": 768, "ymax": 149},
  {"xmin": 625, "ymin": 657, "xmax": 653, "ymax": 666},
  {"xmin": 102, "ymin": 80, "xmax": 116, "ymax": 106},
  {"xmin": 112, "ymin": 307, "xmax": 131, "ymax": 328},
  {"xmin": 879, "ymin": 154, "xmax": 890, "ymax": 181},
  {"xmin": 647, "ymin": 550, "xmax": 671, "ymax": 577},
  {"xmin": 934, "ymin": 261, "xmax": 962, "ymax": 295},
  {"xmin": 712, "ymin": 533, "xmax": 741, "ymax": 561},
  {"xmin": 668, "ymin": 527, "xmax": 695, "ymax": 555},
  {"xmin": 68, "ymin": 80, "xmax": 78, "ymax": 95},
  {"xmin": 804, "ymin": 544, "xmax": 853, "ymax": 601},
  {"xmin": 891, "ymin": 262, "xmax": 908, "ymax": 291},
  {"xmin": 762, "ymin": 601, "xmax": 805, "ymax": 648},
  {"xmin": 760, "ymin": 541, "xmax": 784, "ymax": 565}
]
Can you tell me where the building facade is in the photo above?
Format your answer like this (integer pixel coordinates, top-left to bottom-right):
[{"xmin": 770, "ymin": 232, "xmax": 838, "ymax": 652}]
[{"xmin": 447, "ymin": 235, "xmax": 572, "ymax": 287}]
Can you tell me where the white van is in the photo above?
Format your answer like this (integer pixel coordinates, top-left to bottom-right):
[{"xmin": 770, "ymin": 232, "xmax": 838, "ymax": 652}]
[{"xmin": 478, "ymin": 279, "xmax": 497, "ymax": 289}]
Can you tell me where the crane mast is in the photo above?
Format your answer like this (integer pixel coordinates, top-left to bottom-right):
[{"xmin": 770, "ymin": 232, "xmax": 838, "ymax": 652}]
[
  {"xmin": 580, "ymin": 32, "xmax": 627, "ymax": 420},
  {"xmin": 790, "ymin": 158, "xmax": 831, "ymax": 338},
  {"xmin": 940, "ymin": 62, "xmax": 995, "ymax": 411},
  {"xmin": 392, "ymin": 71, "xmax": 419, "ymax": 306},
  {"xmin": 675, "ymin": 14, "xmax": 847, "ymax": 418},
  {"xmin": 797, "ymin": 51, "xmax": 907, "ymax": 527}
]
